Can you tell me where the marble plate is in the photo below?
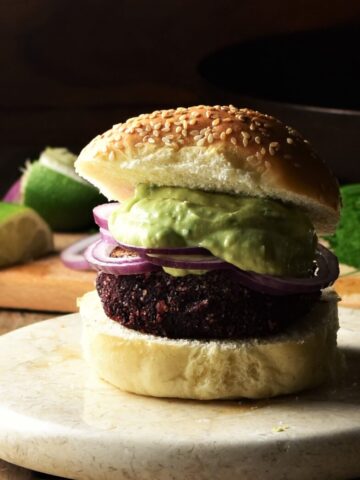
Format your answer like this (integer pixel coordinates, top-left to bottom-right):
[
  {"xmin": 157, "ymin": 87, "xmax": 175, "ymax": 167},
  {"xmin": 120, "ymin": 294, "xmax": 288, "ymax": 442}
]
[{"xmin": 0, "ymin": 309, "xmax": 359, "ymax": 480}]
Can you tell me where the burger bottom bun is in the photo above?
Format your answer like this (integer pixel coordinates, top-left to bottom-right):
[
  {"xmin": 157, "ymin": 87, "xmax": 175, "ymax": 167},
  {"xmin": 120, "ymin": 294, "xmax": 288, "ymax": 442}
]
[{"xmin": 79, "ymin": 289, "xmax": 341, "ymax": 400}]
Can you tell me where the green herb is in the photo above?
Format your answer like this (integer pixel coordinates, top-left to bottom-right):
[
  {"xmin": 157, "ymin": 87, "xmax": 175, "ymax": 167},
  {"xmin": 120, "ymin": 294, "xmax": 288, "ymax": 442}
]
[{"xmin": 326, "ymin": 184, "xmax": 360, "ymax": 268}]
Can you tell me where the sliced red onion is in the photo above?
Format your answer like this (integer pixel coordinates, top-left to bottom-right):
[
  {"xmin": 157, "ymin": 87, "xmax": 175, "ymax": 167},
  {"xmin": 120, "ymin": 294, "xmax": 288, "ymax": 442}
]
[
  {"xmin": 3, "ymin": 178, "xmax": 21, "ymax": 203},
  {"xmin": 61, "ymin": 233, "xmax": 100, "ymax": 270},
  {"xmin": 93, "ymin": 203, "xmax": 120, "ymax": 229},
  {"xmin": 100, "ymin": 227, "xmax": 118, "ymax": 244},
  {"xmin": 84, "ymin": 240, "xmax": 160, "ymax": 275},
  {"xmin": 115, "ymin": 240, "xmax": 210, "ymax": 256},
  {"xmin": 145, "ymin": 252, "xmax": 230, "ymax": 270},
  {"xmin": 229, "ymin": 244, "xmax": 339, "ymax": 296}
]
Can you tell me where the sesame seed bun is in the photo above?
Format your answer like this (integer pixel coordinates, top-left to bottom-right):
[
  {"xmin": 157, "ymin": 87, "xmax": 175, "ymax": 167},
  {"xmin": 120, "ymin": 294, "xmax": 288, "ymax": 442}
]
[
  {"xmin": 75, "ymin": 105, "xmax": 340, "ymax": 234},
  {"xmin": 79, "ymin": 289, "xmax": 341, "ymax": 400}
]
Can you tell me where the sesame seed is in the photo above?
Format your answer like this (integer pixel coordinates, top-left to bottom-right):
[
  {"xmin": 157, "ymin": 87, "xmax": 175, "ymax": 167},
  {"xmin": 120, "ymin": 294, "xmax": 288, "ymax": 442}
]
[
  {"xmin": 148, "ymin": 137, "xmax": 155, "ymax": 144},
  {"xmin": 242, "ymin": 138, "xmax": 248, "ymax": 147},
  {"xmin": 175, "ymin": 126, "xmax": 182, "ymax": 133},
  {"xmin": 182, "ymin": 120, "xmax": 188, "ymax": 129},
  {"xmin": 241, "ymin": 131, "xmax": 250, "ymax": 139},
  {"xmin": 109, "ymin": 151, "xmax": 115, "ymax": 161},
  {"xmin": 134, "ymin": 142, "xmax": 143, "ymax": 148},
  {"xmin": 270, "ymin": 141, "xmax": 279, "ymax": 149},
  {"xmin": 154, "ymin": 123, "xmax": 162, "ymax": 130},
  {"xmin": 179, "ymin": 114, "xmax": 187, "ymax": 121},
  {"xmin": 250, "ymin": 123, "xmax": 256, "ymax": 131},
  {"xmin": 153, "ymin": 130, "xmax": 159, "ymax": 137},
  {"xmin": 223, "ymin": 117, "xmax": 232, "ymax": 122},
  {"xmin": 212, "ymin": 118, "xmax": 220, "ymax": 126},
  {"xmin": 190, "ymin": 130, "xmax": 200, "ymax": 136},
  {"xmin": 206, "ymin": 110, "xmax": 212, "ymax": 118},
  {"xmin": 197, "ymin": 138, "xmax": 206, "ymax": 146},
  {"xmin": 182, "ymin": 129, "xmax": 187, "ymax": 137},
  {"xmin": 231, "ymin": 137, "xmax": 237, "ymax": 145},
  {"xmin": 225, "ymin": 128, "xmax": 233, "ymax": 135},
  {"xmin": 286, "ymin": 137, "xmax": 293, "ymax": 144},
  {"xmin": 189, "ymin": 118, "xmax": 197, "ymax": 125},
  {"xmin": 269, "ymin": 147, "xmax": 275, "ymax": 156},
  {"xmin": 161, "ymin": 127, "xmax": 171, "ymax": 133},
  {"xmin": 143, "ymin": 135, "xmax": 149, "ymax": 142},
  {"xmin": 207, "ymin": 133, "xmax": 214, "ymax": 143},
  {"xmin": 255, "ymin": 136, "xmax": 261, "ymax": 144},
  {"xmin": 220, "ymin": 131, "xmax": 226, "ymax": 140},
  {"xmin": 260, "ymin": 147, "xmax": 266, "ymax": 155},
  {"xmin": 194, "ymin": 135, "xmax": 204, "ymax": 141}
]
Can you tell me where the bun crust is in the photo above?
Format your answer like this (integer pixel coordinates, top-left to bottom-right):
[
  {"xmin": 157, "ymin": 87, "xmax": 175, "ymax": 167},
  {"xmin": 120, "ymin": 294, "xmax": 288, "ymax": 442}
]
[
  {"xmin": 76, "ymin": 105, "xmax": 340, "ymax": 233},
  {"xmin": 79, "ymin": 290, "xmax": 340, "ymax": 400}
]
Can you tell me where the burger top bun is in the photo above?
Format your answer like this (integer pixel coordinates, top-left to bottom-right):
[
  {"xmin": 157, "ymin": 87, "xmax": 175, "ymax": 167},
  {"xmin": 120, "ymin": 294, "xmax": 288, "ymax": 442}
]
[{"xmin": 75, "ymin": 105, "xmax": 340, "ymax": 234}]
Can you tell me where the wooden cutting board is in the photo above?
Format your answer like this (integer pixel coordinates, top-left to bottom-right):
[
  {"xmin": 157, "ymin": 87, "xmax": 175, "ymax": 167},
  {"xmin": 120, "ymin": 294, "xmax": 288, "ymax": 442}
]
[
  {"xmin": 0, "ymin": 234, "xmax": 96, "ymax": 313},
  {"xmin": 0, "ymin": 234, "xmax": 358, "ymax": 312}
]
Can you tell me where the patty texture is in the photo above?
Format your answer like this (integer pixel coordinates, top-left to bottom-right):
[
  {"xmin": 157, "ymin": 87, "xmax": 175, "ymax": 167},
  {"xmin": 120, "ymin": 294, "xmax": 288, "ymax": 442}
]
[{"xmin": 96, "ymin": 270, "xmax": 320, "ymax": 340}]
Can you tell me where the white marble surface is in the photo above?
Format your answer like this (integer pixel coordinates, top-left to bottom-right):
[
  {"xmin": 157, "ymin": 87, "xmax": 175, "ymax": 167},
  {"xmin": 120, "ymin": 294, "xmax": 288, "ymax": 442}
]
[{"xmin": 0, "ymin": 308, "xmax": 359, "ymax": 480}]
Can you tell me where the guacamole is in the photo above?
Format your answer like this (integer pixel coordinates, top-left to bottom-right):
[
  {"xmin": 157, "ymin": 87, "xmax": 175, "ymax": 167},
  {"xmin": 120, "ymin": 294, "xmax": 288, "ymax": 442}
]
[{"xmin": 108, "ymin": 185, "xmax": 317, "ymax": 277}]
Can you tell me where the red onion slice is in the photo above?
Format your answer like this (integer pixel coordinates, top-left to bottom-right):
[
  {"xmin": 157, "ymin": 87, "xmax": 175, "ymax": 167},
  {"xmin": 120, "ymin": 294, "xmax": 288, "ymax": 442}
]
[
  {"xmin": 100, "ymin": 227, "xmax": 118, "ymax": 244},
  {"xmin": 93, "ymin": 203, "xmax": 120, "ymax": 229},
  {"xmin": 3, "ymin": 178, "xmax": 21, "ymax": 203},
  {"xmin": 145, "ymin": 252, "xmax": 231, "ymax": 270},
  {"xmin": 61, "ymin": 233, "xmax": 100, "ymax": 270},
  {"xmin": 84, "ymin": 240, "xmax": 160, "ymax": 275},
  {"xmin": 229, "ymin": 244, "xmax": 339, "ymax": 296},
  {"xmin": 115, "ymin": 240, "xmax": 210, "ymax": 256}
]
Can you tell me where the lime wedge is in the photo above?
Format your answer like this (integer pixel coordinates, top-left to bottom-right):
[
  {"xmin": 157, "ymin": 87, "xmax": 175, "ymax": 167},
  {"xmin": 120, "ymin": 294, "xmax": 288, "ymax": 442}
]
[
  {"xmin": 22, "ymin": 148, "xmax": 105, "ymax": 231},
  {"xmin": 0, "ymin": 202, "xmax": 53, "ymax": 268}
]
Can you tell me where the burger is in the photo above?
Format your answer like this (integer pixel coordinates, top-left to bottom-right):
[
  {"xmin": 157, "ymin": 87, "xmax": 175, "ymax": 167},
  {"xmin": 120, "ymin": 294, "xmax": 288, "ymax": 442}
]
[{"xmin": 75, "ymin": 105, "xmax": 341, "ymax": 400}]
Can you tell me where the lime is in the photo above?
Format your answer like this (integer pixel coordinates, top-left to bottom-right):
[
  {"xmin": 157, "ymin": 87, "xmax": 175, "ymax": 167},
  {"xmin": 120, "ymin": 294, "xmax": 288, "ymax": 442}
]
[
  {"xmin": 22, "ymin": 148, "xmax": 105, "ymax": 231},
  {"xmin": 0, "ymin": 202, "xmax": 53, "ymax": 268}
]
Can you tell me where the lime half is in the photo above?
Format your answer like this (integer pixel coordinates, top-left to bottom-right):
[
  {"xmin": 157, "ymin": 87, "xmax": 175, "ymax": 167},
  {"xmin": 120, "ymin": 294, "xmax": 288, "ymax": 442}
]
[
  {"xmin": 0, "ymin": 202, "xmax": 53, "ymax": 268},
  {"xmin": 22, "ymin": 148, "xmax": 105, "ymax": 231}
]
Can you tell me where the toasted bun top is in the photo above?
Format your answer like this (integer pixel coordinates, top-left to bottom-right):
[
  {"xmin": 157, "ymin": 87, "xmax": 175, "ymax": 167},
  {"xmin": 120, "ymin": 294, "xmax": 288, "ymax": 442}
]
[{"xmin": 76, "ymin": 105, "xmax": 340, "ymax": 233}]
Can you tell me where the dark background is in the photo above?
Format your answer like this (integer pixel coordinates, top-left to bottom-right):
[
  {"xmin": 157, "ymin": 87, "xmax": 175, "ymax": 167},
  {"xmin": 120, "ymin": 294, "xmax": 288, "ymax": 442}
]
[{"xmin": 1, "ymin": 0, "xmax": 360, "ymax": 195}]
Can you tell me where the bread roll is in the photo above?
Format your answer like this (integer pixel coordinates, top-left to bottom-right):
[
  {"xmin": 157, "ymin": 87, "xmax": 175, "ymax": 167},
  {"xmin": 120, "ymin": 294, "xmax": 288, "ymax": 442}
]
[
  {"xmin": 75, "ymin": 105, "xmax": 340, "ymax": 233},
  {"xmin": 79, "ymin": 289, "xmax": 341, "ymax": 400}
]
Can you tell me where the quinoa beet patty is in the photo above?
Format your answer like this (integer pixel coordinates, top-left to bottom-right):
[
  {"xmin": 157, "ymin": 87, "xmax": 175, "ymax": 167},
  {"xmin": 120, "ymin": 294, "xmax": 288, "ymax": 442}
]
[{"xmin": 96, "ymin": 270, "xmax": 320, "ymax": 340}]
